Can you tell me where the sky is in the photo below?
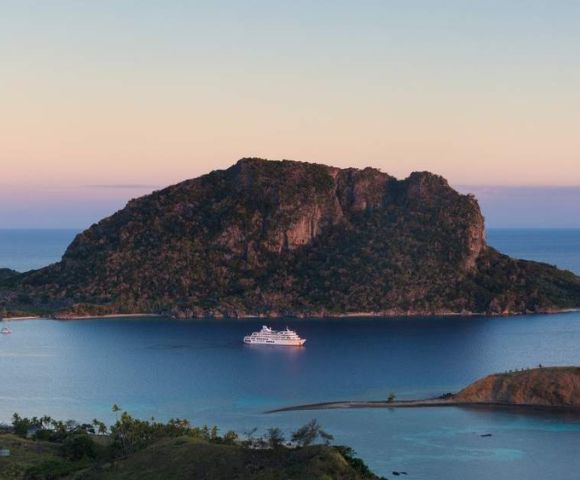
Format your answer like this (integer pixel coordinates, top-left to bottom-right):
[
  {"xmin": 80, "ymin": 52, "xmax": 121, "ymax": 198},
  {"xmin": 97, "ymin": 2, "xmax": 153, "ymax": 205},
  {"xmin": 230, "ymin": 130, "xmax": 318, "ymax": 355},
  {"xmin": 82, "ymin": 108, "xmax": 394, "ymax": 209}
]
[{"xmin": 1, "ymin": 0, "xmax": 579, "ymax": 228}]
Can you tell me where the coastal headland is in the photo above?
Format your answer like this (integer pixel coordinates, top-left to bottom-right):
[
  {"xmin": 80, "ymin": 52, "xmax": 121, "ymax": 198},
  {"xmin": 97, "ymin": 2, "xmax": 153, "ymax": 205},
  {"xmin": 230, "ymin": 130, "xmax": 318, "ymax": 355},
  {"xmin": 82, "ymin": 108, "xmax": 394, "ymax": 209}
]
[{"xmin": 268, "ymin": 367, "xmax": 580, "ymax": 413}]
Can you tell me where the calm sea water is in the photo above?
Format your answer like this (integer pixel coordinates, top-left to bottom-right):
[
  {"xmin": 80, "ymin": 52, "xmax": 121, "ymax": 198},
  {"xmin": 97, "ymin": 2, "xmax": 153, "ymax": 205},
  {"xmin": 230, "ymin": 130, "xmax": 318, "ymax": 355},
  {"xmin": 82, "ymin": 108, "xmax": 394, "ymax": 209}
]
[
  {"xmin": 487, "ymin": 228, "xmax": 580, "ymax": 275},
  {"xmin": 2, "ymin": 228, "xmax": 580, "ymax": 479},
  {"xmin": 0, "ymin": 229, "xmax": 78, "ymax": 272}
]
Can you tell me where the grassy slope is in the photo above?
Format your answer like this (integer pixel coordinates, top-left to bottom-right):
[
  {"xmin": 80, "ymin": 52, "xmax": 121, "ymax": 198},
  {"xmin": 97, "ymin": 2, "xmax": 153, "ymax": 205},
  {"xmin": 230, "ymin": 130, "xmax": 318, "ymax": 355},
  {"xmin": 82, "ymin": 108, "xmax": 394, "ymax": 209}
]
[
  {"xmin": 0, "ymin": 434, "xmax": 378, "ymax": 480},
  {"xmin": 0, "ymin": 434, "xmax": 62, "ymax": 479},
  {"xmin": 86, "ymin": 437, "xmax": 374, "ymax": 480}
]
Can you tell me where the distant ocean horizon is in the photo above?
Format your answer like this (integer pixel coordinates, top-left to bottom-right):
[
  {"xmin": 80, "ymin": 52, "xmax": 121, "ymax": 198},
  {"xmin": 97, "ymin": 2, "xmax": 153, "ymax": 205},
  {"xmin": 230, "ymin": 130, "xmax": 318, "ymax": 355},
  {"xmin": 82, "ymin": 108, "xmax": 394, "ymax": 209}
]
[{"xmin": 1, "ymin": 227, "xmax": 580, "ymax": 274}]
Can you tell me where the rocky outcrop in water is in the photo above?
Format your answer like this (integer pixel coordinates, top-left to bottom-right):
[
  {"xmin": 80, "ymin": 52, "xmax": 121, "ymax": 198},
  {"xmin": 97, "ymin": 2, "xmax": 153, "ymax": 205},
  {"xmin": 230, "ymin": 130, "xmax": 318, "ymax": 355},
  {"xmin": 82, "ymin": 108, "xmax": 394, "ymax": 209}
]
[{"xmin": 2, "ymin": 158, "xmax": 580, "ymax": 317}]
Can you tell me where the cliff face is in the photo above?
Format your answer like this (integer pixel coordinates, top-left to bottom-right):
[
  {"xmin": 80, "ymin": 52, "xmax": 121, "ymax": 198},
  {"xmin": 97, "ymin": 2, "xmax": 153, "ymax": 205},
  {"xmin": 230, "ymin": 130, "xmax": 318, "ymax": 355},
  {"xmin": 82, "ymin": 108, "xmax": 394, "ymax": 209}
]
[
  {"xmin": 455, "ymin": 367, "xmax": 580, "ymax": 408},
  {"xmin": 5, "ymin": 158, "xmax": 580, "ymax": 317}
]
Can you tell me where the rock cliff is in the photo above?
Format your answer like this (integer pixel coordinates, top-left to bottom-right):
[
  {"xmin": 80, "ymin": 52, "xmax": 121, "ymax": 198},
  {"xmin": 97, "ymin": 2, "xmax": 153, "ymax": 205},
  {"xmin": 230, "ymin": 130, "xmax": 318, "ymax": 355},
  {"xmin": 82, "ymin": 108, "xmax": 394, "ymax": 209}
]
[{"xmin": 3, "ymin": 158, "xmax": 580, "ymax": 317}]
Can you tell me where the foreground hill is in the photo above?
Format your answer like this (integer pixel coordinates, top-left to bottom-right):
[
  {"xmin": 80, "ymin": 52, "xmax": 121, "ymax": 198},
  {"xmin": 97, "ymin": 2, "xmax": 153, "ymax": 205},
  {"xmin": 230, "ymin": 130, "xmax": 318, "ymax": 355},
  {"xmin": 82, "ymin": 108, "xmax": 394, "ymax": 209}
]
[
  {"xmin": 3, "ymin": 158, "xmax": 580, "ymax": 317},
  {"xmin": 455, "ymin": 367, "xmax": 580, "ymax": 408},
  {"xmin": 0, "ymin": 434, "xmax": 379, "ymax": 480},
  {"xmin": 83, "ymin": 437, "xmax": 379, "ymax": 480},
  {"xmin": 1, "ymin": 410, "xmax": 380, "ymax": 480}
]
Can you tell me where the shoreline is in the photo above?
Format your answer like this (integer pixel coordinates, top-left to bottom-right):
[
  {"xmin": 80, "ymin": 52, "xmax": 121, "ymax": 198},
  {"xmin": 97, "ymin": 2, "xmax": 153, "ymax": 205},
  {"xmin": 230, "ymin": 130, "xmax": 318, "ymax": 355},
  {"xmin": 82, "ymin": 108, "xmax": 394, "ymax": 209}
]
[
  {"xmin": 1, "ymin": 313, "xmax": 164, "ymax": 321},
  {"xmin": 200, "ymin": 308, "xmax": 580, "ymax": 319},
  {"xmin": 267, "ymin": 399, "xmax": 456, "ymax": 412},
  {"xmin": 266, "ymin": 399, "xmax": 580, "ymax": 414},
  {"xmin": 53, "ymin": 313, "xmax": 164, "ymax": 320},
  {"xmin": 0, "ymin": 316, "xmax": 41, "ymax": 321},
  {"xmin": 4, "ymin": 308, "xmax": 580, "ymax": 322}
]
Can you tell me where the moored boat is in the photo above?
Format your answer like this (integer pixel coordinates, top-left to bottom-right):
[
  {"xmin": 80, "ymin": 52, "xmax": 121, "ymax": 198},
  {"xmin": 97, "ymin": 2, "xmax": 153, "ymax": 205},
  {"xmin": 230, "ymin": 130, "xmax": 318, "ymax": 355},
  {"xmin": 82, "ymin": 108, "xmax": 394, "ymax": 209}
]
[{"xmin": 243, "ymin": 325, "xmax": 306, "ymax": 346}]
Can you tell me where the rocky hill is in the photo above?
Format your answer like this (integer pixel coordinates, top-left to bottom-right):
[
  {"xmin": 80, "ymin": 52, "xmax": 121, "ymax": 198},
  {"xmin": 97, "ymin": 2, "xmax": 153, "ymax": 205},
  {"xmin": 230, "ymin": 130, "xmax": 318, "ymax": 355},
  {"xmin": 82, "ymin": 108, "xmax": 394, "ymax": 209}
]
[
  {"xmin": 3, "ymin": 158, "xmax": 580, "ymax": 317},
  {"xmin": 455, "ymin": 367, "xmax": 580, "ymax": 408}
]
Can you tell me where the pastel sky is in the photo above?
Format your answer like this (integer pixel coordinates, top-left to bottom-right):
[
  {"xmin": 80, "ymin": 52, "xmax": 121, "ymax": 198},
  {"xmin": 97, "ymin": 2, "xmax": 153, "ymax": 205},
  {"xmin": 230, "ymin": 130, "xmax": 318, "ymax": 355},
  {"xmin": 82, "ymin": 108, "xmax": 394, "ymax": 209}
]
[{"xmin": 1, "ymin": 1, "xmax": 579, "ymax": 227}]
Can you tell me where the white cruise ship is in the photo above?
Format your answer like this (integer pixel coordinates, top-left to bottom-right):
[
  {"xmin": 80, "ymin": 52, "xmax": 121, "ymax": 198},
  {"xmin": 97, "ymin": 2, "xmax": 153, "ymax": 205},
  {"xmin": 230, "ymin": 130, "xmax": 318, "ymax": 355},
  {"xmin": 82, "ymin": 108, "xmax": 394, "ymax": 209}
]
[{"xmin": 243, "ymin": 325, "xmax": 306, "ymax": 346}]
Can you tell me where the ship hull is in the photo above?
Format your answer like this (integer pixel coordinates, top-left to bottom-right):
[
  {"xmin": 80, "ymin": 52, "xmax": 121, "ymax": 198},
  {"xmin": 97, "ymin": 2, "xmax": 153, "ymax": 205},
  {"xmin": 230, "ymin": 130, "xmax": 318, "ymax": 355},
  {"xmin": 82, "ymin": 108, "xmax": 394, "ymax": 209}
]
[{"xmin": 243, "ymin": 325, "xmax": 306, "ymax": 346}]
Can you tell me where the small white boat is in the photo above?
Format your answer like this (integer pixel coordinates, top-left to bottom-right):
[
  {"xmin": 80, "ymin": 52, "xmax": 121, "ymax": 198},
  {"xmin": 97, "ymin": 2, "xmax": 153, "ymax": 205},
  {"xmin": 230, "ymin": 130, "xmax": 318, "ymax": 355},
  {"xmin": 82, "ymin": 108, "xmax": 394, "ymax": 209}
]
[
  {"xmin": 1, "ymin": 327, "xmax": 12, "ymax": 335},
  {"xmin": 244, "ymin": 325, "xmax": 306, "ymax": 346}
]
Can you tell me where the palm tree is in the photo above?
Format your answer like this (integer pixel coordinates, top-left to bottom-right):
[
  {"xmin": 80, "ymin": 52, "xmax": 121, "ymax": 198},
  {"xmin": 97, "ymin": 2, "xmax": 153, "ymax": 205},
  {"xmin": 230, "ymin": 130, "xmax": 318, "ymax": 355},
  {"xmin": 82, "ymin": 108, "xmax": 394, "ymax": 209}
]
[
  {"xmin": 265, "ymin": 427, "xmax": 285, "ymax": 449},
  {"xmin": 92, "ymin": 419, "xmax": 108, "ymax": 435},
  {"xmin": 291, "ymin": 420, "xmax": 333, "ymax": 447}
]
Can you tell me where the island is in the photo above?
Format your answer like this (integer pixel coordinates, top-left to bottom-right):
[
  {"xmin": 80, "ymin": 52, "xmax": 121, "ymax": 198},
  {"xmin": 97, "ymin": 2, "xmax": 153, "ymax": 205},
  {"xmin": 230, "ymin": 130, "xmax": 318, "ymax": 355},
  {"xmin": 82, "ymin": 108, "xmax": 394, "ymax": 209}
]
[
  {"xmin": 268, "ymin": 367, "xmax": 580, "ymax": 412},
  {"xmin": 2, "ymin": 158, "xmax": 580, "ymax": 319}
]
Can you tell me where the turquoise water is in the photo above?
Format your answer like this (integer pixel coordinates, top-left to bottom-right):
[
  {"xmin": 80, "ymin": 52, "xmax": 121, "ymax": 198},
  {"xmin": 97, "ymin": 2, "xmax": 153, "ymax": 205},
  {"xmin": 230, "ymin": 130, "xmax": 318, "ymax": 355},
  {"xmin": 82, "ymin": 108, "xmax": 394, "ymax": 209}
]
[{"xmin": 2, "ymin": 229, "xmax": 580, "ymax": 479}]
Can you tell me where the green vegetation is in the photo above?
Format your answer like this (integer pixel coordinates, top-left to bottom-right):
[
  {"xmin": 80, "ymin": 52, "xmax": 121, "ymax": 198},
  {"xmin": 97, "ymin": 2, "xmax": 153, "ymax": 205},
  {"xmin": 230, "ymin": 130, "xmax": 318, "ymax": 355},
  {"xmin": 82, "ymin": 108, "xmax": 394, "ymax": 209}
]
[
  {"xmin": 291, "ymin": 419, "xmax": 333, "ymax": 447},
  {"xmin": 264, "ymin": 427, "xmax": 285, "ymax": 449},
  {"xmin": 0, "ymin": 407, "xmax": 381, "ymax": 479},
  {"xmin": 2, "ymin": 158, "xmax": 580, "ymax": 317},
  {"xmin": 0, "ymin": 269, "xmax": 19, "ymax": 282}
]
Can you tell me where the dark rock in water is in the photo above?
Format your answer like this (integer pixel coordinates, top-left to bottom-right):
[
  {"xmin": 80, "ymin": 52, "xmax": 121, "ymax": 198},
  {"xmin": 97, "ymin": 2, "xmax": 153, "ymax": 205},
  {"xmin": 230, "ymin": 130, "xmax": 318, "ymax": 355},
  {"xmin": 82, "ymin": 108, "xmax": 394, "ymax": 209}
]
[{"xmin": 4, "ymin": 158, "xmax": 580, "ymax": 318}]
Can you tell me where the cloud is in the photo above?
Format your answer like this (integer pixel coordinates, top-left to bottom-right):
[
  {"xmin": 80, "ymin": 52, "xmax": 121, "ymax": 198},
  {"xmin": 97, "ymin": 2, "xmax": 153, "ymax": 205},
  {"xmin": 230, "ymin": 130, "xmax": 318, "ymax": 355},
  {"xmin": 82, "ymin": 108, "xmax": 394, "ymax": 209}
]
[{"xmin": 84, "ymin": 184, "xmax": 160, "ymax": 190}]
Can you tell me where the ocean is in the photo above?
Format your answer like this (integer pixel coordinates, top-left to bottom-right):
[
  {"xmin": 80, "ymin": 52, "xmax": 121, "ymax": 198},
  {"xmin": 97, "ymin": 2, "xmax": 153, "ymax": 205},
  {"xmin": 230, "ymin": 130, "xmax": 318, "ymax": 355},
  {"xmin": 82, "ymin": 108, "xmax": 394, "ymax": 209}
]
[{"xmin": 1, "ymin": 228, "xmax": 580, "ymax": 479}]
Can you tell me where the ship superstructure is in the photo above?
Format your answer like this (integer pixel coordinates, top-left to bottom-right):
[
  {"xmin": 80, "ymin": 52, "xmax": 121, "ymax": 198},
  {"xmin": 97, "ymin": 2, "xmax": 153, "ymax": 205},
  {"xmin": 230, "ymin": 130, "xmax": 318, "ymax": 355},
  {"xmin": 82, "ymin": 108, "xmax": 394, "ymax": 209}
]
[{"xmin": 243, "ymin": 325, "xmax": 306, "ymax": 346}]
